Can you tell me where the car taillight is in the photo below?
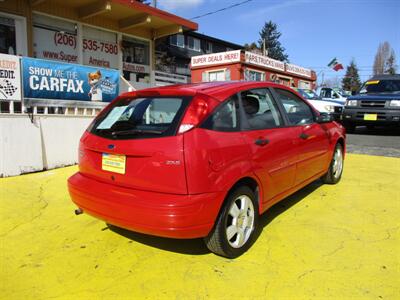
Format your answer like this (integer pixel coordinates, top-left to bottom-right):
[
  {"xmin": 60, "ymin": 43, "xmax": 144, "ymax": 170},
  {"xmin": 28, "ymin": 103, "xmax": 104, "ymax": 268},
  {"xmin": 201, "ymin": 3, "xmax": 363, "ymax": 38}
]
[{"xmin": 178, "ymin": 94, "xmax": 219, "ymax": 134}]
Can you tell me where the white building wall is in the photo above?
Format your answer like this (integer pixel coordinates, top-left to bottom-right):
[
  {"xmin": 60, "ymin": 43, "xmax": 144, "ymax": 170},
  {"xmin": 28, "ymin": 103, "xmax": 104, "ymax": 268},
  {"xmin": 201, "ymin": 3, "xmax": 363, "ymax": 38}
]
[
  {"xmin": 0, "ymin": 116, "xmax": 43, "ymax": 176},
  {"xmin": 0, "ymin": 115, "xmax": 93, "ymax": 177}
]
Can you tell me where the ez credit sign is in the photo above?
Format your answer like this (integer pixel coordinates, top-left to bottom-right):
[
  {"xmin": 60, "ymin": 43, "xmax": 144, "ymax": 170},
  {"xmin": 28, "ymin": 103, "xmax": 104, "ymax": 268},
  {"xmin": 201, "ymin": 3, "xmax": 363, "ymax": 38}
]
[{"xmin": 0, "ymin": 53, "xmax": 22, "ymax": 101}]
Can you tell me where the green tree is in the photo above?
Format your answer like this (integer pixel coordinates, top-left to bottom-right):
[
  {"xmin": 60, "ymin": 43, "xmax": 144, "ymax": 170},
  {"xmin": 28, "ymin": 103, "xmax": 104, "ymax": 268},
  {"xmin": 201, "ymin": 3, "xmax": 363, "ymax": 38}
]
[
  {"xmin": 244, "ymin": 42, "xmax": 260, "ymax": 52},
  {"xmin": 258, "ymin": 21, "xmax": 289, "ymax": 62},
  {"xmin": 342, "ymin": 60, "xmax": 362, "ymax": 93}
]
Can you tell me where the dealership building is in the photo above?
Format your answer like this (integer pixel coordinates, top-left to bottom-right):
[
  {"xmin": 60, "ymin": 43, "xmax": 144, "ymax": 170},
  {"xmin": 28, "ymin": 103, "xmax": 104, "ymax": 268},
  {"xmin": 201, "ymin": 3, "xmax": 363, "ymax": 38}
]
[
  {"xmin": 191, "ymin": 50, "xmax": 317, "ymax": 89},
  {"xmin": 0, "ymin": 0, "xmax": 198, "ymax": 92},
  {"xmin": 0, "ymin": 0, "xmax": 199, "ymax": 177}
]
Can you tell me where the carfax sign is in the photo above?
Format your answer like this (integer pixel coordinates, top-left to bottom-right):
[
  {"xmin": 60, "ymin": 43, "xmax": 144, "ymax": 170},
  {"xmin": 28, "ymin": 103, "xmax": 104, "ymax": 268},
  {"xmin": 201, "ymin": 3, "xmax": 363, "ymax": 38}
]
[
  {"xmin": 0, "ymin": 53, "xmax": 22, "ymax": 101},
  {"xmin": 22, "ymin": 57, "xmax": 119, "ymax": 102}
]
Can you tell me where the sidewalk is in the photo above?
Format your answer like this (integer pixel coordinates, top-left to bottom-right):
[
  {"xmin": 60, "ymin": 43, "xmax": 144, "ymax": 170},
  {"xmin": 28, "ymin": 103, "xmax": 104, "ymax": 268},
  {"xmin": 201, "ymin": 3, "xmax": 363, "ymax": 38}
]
[{"xmin": 1, "ymin": 154, "xmax": 399, "ymax": 299}]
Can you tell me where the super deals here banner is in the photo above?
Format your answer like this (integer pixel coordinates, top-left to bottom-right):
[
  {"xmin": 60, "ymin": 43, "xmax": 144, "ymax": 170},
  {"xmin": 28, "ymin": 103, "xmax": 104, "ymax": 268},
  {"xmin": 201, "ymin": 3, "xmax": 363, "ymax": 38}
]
[{"xmin": 22, "ymin": 57, "xmax": 119, "ymax": 102}]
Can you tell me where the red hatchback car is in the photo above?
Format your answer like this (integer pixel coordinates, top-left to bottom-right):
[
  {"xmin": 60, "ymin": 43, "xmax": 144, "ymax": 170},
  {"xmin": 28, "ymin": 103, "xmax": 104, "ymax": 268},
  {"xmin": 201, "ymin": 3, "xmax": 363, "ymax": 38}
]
[{"xmin": 68, "ymin": 81, "xmax": 345, "ymax": 258}]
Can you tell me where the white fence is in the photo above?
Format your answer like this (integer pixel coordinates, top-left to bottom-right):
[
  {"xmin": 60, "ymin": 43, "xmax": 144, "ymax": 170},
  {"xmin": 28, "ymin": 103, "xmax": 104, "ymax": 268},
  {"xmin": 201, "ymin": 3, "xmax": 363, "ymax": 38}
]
[{"xmin": 0, "ymin": 114, "xmax": 94, "ymax": 177}]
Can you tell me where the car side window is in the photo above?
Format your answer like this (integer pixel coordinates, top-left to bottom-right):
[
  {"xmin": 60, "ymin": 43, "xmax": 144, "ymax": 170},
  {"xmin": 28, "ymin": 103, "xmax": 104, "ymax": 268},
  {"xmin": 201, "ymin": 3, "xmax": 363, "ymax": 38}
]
[
  {"xmin": 201, "ymin": 95, "xmax": 240, "ymax": 132},
  {"xmin": 275, "ymin": 88, "xmax": 315, "ymax": 125},
  {"xmin": 240, "ymin": 88, "xmax": 283, "ymax": 130}
]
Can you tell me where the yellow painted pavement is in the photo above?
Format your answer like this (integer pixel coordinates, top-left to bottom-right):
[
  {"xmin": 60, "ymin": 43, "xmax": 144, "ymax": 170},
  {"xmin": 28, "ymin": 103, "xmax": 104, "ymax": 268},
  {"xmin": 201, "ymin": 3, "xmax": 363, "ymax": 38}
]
[{"xmin": 0, "ymin": 154, "xmax": 399, "ymax": 300}]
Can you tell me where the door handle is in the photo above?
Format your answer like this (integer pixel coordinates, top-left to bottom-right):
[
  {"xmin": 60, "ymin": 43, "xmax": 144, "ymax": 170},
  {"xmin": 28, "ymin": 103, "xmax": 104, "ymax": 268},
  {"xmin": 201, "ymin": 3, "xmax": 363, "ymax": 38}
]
[
  {"xmin": 299, "ymin": 133, "xmax": 310, "ymax": 140},
  {"xmin": 255, "ymin": 138, "xmax": 269, "ymax": 146}
]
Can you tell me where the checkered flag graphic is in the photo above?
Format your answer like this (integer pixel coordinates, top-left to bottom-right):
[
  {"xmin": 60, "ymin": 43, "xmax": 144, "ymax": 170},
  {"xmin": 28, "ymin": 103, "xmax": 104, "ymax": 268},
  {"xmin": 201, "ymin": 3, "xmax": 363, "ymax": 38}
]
[{"xmin": 0, "ymin": 79, "xmax": 18, "ymax": 98}]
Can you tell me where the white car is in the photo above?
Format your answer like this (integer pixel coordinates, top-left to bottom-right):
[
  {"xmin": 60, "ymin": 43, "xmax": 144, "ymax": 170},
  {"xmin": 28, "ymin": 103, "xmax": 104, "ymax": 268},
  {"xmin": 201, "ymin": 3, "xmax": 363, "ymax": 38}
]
[
  {"xmin": 318, "ymin": 87, "xmax": 351, "ymax": 105},
  {"xmin": 295, "ymin": 88, "xmax": 343, "ymax": 119}
]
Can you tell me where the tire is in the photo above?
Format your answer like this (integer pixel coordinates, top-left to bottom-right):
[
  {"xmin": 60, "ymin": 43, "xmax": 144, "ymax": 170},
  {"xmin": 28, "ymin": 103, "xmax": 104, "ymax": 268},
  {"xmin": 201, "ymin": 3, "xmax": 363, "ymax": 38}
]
[
  {"xmin": 344, "ymin": 123, "xmax": 355, "ymax": 134},
  {"xmin": 204, "ymin": 186, "xmax": 259, "ymax": 258},
  {"xmin": 322, "ymin": 143, "xmax": 344, "ymax": 184}
]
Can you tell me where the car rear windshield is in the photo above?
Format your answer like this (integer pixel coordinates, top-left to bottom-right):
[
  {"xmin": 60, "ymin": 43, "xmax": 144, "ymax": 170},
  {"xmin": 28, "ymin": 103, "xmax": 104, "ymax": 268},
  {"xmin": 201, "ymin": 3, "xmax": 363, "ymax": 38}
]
[
  {"xmin": 298, "ymin": 89, "xmax": 319, "ymax": 99},
  {"xmin": 359, "ymin": 79, "xmax": 400, "ymax": 94},
  {"xmin": 90, "ymin": 97, "xmax": 191, "ymax": 139}
]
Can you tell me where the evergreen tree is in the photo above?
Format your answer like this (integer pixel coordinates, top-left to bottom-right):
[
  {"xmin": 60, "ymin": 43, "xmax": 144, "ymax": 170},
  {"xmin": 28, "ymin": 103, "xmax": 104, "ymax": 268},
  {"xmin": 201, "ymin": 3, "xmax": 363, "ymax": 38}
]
[
  {"xmin": 258, "ymin": 21, "xmax": 289, "ymax": 62},
  {"xmin": 342, "ymin": 60, "xmax": 362, "ymax": 93}
]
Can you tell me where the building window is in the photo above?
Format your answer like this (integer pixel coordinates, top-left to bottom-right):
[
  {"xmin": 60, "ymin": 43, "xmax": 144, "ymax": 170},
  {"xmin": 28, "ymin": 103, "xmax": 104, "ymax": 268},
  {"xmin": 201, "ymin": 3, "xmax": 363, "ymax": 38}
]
[
  {"xmin": 0, "ymin": 16, "xmax": 16, "ymax": 55},
  {"xmin": 82, "ymin": 26, "xmax": 119, "ymax": 69},
  {"xmin": 122, "ymin": 36, "xmax": 150, "ymax": 65},
  {"xmin": 32, "ymin": 14, "xmax": 78, "ymax": 64},
  {"xmin": 122, "ymin": 36, "xmax": 150, "ymax": 84},
  {"xmin": 187, "ymin": 36, "xmax": 200, "ymax": 51},
  {"xmin": 206, "ymin": 42, "xmax": 213, "ymax": 53},
  {"xmin": 209, "ymin": 70, "xmax": 225, "ymax": 82},
  {"xmin": 0, "ymin": 13, "xmax": 28, "ymax": 56},
  {"xmin": 170, "ymin": 34, "xmax": 184, "ymax": 48},
  {"xmin": 298, "ymin": 80, "xmax": 311, "ymax": 89},
  {"xmin": 245, "ymin": 69, "xmax": 265, "ymax": 81}
]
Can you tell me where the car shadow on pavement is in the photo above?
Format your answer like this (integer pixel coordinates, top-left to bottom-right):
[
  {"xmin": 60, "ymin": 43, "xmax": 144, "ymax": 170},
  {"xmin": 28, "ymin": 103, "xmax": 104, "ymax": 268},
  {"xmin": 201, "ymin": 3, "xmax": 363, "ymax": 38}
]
[
  {"xmin": 108, "ymin": 225, "xmax": 210, "ymax": 255},
  {"xmin": 351, "ymin": 126, "xmax": 400, "ymax": 136},
  {"xmin": 108, "ymin": 180, "xmax": 324, "ymax": 256},
  {"xmin": 254, "ymin": 180, "xmax": 324, "ymax": 241}
]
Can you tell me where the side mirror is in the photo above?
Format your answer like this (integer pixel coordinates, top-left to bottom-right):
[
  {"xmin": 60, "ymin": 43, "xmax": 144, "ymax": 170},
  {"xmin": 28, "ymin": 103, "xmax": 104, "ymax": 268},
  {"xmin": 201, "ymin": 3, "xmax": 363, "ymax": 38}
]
[{"xmin": 316, "ymin": 112, "xmax": 334, "ymax": 123}]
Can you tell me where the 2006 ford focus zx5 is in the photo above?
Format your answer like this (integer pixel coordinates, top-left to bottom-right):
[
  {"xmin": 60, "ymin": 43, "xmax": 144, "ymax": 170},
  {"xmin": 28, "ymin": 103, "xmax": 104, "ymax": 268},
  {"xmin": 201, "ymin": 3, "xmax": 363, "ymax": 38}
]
[{"xmin": 68, "ymin": 81, "xmax": 345, "ymax": 258}]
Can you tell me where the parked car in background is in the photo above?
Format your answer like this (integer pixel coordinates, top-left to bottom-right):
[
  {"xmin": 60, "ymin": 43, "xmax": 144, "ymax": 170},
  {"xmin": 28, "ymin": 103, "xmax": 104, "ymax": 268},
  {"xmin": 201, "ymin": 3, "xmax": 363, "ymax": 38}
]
[
  {"xmin": 295, "ymin": 88, "xmax": 343, "ymax": 120},
  {"xmin": 68, "ymin": 81, "xmax": 346, "ymax": 258},
  {"xmin": 342, "ymin": 74, "xmax": 400, "ymax": 132},
  {"xmin": 318, "ymin": 87, "xmax": 350, "ymax": 105}
]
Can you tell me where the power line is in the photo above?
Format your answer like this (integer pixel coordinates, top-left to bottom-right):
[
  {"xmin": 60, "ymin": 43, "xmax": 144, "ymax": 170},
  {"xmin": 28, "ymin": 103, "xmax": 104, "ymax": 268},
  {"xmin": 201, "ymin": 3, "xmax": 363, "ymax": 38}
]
[{"xmin": 190, "ymin": 0, "xmax": 253, "ymax": 20}]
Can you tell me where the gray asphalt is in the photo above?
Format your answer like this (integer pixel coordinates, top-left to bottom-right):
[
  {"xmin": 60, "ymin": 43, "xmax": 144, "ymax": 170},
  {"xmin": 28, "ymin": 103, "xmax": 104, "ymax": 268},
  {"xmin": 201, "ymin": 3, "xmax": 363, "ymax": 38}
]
[{"xmin": 346, "ymin": 126, "xmax": 400, "ymax": 157}]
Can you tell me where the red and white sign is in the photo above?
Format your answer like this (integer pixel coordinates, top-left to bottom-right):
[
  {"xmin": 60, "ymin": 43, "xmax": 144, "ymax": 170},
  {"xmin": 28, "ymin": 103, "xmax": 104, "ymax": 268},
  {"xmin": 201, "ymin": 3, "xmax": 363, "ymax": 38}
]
[
  {"xmin": 123, "ymin": 62, "xmax": 150, "ymax": 74},
  {"xmin": 244, "ymin": 52, "xmax": 285, "ymax": 72},
  {"xmin": 285, "ymin": 63, "xmax": 312, "ymax": 78},
  {"xmin": 191, "ymin": 50, "xmax": 241, "ymax": 67},
  {"xmin": 0, "ymin": 53, "xmax": 22, "ymax": 101}
]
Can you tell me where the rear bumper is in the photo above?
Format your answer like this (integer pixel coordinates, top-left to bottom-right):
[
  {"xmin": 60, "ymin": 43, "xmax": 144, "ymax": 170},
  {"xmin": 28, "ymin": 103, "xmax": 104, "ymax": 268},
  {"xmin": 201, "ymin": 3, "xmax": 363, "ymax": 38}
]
[
  {"xmin": 343, "ymin": 108, "xmax": 400, "ymax": 125},
  {"xmin": 68, "ymin": 173, "xmax": 225, "ymax": 239}
]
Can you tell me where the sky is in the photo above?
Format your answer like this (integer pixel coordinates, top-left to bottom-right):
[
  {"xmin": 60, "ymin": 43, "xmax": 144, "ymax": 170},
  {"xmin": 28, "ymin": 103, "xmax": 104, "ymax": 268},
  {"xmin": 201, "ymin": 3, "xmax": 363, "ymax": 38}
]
[{"xmin": 157, "ymin": 0, "xmax": 400, "ymax": 84}]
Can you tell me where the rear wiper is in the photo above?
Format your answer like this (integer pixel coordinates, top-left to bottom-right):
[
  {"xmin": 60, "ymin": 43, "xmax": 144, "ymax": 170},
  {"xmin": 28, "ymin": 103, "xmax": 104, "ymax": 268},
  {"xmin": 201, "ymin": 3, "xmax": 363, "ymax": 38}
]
[{"xmin": 111, "ymin": 129, "xmax": 164, "ymax": 136}]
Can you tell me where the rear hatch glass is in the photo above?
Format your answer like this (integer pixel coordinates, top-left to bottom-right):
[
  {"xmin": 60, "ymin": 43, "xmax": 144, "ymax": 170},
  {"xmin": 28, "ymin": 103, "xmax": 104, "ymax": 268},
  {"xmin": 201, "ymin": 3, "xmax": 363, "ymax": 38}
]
[
  {"xmin": 91, "ymin": 96, "xmax": 191, "ymax": 139},
  {"xmin": 80, "ymin": 96, "xmax": 191, "ymax": 194}
]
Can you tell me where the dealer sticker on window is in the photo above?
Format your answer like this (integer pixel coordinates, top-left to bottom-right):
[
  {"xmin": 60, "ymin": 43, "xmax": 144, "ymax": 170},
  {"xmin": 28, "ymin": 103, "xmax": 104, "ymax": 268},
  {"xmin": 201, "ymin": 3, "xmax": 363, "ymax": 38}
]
[{"xmin": 102, "ymin": 153, "xmax": 126, "ymax": 174}]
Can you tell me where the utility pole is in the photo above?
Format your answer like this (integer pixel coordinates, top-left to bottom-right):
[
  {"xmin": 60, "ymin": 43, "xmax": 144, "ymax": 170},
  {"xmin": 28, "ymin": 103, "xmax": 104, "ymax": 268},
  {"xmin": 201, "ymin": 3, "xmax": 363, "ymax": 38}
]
[
  {"xmin": 152, "ymin": 0, "xmax": 157, "ymax": 8},
  {"xmin": 263, "ymin": 38, "xmax": 268, "ymax": 56}
]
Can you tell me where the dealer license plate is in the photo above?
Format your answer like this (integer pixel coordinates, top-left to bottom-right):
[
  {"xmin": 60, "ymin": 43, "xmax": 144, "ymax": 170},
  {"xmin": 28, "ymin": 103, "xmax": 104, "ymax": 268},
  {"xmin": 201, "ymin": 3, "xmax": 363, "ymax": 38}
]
[
  {"xmin": 102, "ymin": 153, "xmax": 126, "ymax": 174},
  {"xmin": 364, "ymin": 114, "xmax": 377, "ymax": 121}
]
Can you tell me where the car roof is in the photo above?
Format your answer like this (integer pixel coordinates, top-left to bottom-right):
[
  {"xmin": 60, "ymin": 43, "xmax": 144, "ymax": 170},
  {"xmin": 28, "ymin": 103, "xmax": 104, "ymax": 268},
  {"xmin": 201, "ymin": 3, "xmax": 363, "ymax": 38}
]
[
  {"xmin": 368, "ymin": 74, "xmax": 400, "ymax": 81},
  {"xmin": 124, "ymin": 81, "xmax": 294, "ymax": 101}
]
